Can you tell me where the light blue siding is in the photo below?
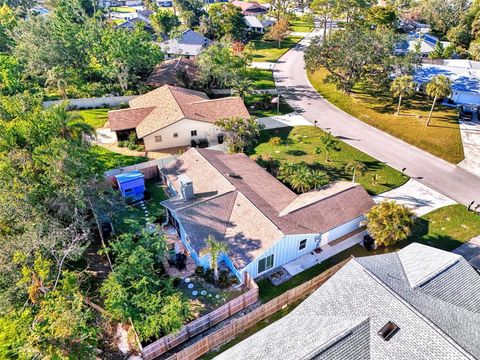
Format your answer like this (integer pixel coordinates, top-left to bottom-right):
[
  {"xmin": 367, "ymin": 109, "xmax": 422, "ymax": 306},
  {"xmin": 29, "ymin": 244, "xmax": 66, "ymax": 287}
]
[
  {"xmin": 324, "ymin": 215, "xmax": 364, "ymax": 242},
  {"xmin": 241, "ymin": 233, "xmax": 319, "ymax": 279}
]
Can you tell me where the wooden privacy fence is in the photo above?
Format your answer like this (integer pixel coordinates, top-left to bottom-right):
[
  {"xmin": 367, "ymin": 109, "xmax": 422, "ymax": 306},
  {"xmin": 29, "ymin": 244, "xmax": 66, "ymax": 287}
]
[
  {"xmin": 165, "ymin": 258, "xmax": 351, "ymax": 360},
  {"xmin": 104, "ymin": 156, "xmax": 177, "ymax": 180},
  {"xmin": 142, "ymin": 276, "xmax": 259, "ymax": 360}
]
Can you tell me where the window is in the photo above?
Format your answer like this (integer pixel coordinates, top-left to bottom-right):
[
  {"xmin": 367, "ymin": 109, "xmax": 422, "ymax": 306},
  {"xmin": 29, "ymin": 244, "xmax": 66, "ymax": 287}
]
[
  {"xmin": 173, "ymin": 132, "xmax": 179, "ymax": 138},
  {"xmin": 258, "ymin": 254, "xmax": 274, "ymax": 274},
  {"xmin": 299, "ymin": 239, "xmax": 307, "ymax": 250},
  {"xmin": 155, "ymin": 135, "xmax": 162, "ymax": 143},
  {"xmin": 191, "ymin": 130, "xmax": 197, "ymax": 137}
]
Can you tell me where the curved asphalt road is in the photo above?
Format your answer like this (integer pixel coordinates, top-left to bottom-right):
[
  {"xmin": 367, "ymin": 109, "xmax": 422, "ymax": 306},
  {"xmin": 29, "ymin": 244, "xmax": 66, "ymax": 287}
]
[{"xmin": 273, "ymin": 30, "xmax": 480, "ymax": 206}]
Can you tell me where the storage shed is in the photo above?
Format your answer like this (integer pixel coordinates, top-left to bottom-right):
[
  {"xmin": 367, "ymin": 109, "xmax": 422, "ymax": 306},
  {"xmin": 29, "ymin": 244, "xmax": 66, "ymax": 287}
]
[{"xmin": 115, "ymin": 170, "xmax": 145, "ymax": 201}]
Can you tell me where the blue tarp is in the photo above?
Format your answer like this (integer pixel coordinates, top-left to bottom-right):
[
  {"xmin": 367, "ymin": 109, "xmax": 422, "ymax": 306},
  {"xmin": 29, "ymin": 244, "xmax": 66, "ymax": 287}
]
[{"xmin": 115, "ymin": 170, "xmax": 145, "ymax": 201}]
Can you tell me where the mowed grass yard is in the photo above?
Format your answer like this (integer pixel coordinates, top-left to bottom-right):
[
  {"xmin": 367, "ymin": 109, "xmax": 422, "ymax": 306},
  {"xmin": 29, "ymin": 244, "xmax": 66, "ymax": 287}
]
[
  {"xmin": 252, "ymin": 36, "xmax": 303, "ymax": 62},
  {"xmin": 77, "ymin": 108, "xmax": 109, "ymax": 129},
  {"xmin": 246, "ymin": 68, "xmax": 275, "ymax": 89},
  {"xmin": 89, "ymin": 145, "xmax": 147, "ymax": 173},
  {"xmin": 308, "ymin": 68, "xmax": 464, "ymax": 164},
  {"xmin": 290, "ymin": 19, "xmax": 314, "ymax": 32},
  {"xmin": 251, "ymin": 126, "xmax": 408, "ymax": 195}
]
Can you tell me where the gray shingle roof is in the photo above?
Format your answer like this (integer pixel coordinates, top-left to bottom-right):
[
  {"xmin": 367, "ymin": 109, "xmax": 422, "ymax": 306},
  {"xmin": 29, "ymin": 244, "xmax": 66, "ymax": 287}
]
[{"xmin": 216, "ymin": 244, "xmax": 480, "ymax": 360}]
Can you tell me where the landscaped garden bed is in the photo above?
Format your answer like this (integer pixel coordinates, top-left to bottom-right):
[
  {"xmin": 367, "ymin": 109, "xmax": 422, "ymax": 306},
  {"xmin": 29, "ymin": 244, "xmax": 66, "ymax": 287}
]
[
  {"xmin": 177, "ymin": 273, "xmax": 246, "ymax": 317},
  {"xmin": 250, "ymin": 126, "xmax": 408, "ymax": 195},
  {"xmin": 307, "ymin": 68, "xmax": 464, "ymax": 164}
]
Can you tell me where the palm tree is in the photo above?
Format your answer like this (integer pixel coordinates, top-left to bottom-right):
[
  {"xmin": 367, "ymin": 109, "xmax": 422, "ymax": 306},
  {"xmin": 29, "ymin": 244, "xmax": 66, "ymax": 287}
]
[
  {"xmin": 277, "ymin": 161, "xmax": 297, "ymax": 183},
  {"xmin": 390, "ymin": 75, "xmax": 416, "ymax": 115},
  {"xmin": 289, "ymin": 165, "xmax": 312, "ymax": 193},
  {"xmin": 199, "ymin": 236, "xmax": 229, "ymax": 282},
  {"xmin": 318, "ymin": 131, "xmax": 339, "ymax": 162},
  {"xmin": 425, "ymin": 75, "xmax": 452, "ymax": 126},
  {"xmin": 364, "ymin": 200, "xmax": 414, "ymax": 248},
  {"xmin": 345, "ymin": 160, "xmax": 368, "ymax": 183},
  {"xmin": 309, "ymin": 169, "xmax": 328, "ymax": 189},
  {"xmin": 45, "ymin": 70, "xmax": 68, "ymax": 101},
  {"xmin": 232, "ymin": 78, "xmax": 254, "ymax": 100}
]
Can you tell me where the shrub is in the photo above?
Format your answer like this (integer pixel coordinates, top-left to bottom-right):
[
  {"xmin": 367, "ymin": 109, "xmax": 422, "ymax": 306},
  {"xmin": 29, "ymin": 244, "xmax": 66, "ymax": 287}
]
[
  {"xmin": 119, "ymin": 101, "xmax": 129, "ymax": 109},
  {"xmin": 195, "ymin": 266, "xmax": 205, "ymax": 276},
  {"xmin": 204, "ymin": 268, "xmax": 214, "ymax": 284},
  {"xmin": 268, "ymin": 136, "xmax": 282, "ymax": 146},
  {"xmin": 218, "ymin": 270, "xmax": 232, "ymax": 288}
]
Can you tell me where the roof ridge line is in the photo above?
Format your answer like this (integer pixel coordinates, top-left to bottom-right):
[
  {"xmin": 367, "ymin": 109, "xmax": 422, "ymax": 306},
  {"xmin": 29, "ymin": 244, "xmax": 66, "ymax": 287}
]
[
  {"xmin": 280, "ymin": 182, "xmax": 360, "ymax": 216},
  {"xmin": 353, "ymin": 258, "xmax": 476, "ymax": 359}
]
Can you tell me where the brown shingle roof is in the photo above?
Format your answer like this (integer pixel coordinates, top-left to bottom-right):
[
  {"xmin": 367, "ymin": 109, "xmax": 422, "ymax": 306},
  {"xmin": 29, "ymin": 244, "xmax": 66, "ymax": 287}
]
[
  {"xmin": 108, "ymin": 107, "xmax": 155, "ymax": 131},
  {"xmin": 115, "ymin": 85, "xmax": 249, "ymax": 138},
  {"xmin": 161, "ymin": 148, "xmax": 375, "ymax": 268},
  {"xmin": 146, "ymin": 58, "xmax": 198, "ymax": 88}
]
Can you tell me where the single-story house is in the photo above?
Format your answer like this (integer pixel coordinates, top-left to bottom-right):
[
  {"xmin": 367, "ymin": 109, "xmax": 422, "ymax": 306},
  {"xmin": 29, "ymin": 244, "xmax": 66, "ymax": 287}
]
[
  {"xmin": 157, "ymin": 0, "xmax": 173, "ymax": 7},
  {"xmin": 217, "ymin": 243, "xmax": 480, "ymax": 359},
  {"xmin": 160, "ymin": 29, "xmax": 212, "ymax": 59},
  {"xmin": 244, "ymin": 15, "xmax": 274, "ymax": 33},
  {"xmin": 231, "ymin": 0, "xmax": 268, "ymax": 16},
  {"xmin": 146, "ymin": 57, "xmax": 198, "ymax": 88},
  {"xmin": 160, "ymin": 148, "xmax": 374, "ymax": 283},
  {"xmin": 107, "ymin": 85, "xmax": 249, "ymax": 151},
  {"xmin": 395, "ymin": 33, "xmax": 451, "ymax": 58},
  {"xmin": 414, "ymin": 59, "xmax": 480, "ymax": 106},
  {"xmin": 116, "ymin": 16, "xmax": 152, "ymax": 31}
]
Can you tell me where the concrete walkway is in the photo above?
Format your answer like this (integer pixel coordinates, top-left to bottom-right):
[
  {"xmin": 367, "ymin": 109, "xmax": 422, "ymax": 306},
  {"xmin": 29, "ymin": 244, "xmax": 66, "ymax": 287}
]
[
  {"xmin": 453, "ymin": 235, "xmax": 480, "ymax": 270},
  {"xmin": 373, "ymin": 179, "xmax": 457, "ymax": 216},
  {"xmin": 283, "ymin": 230, "xmax": 366, "ymax": 276},
  {"xmin": 458, "ymin": 117, "xmax": 480, "ymax": 178},
  {"xmin": 273, "ymin": 24, "xmax": 480, "ymax": 206},
  {"xmin": 258, "ymin": 112, "xmax": 312, "ymax": 129}
]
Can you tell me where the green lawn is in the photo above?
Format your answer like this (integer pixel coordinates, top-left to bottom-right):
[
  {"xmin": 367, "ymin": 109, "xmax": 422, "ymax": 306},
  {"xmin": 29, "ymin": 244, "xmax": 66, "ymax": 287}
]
[
  {"xmin": 290, "ymin": 20, "xmax": 314, "ymax": 33},
  {"xmin": 252, "ymin": 36, "xmax": 303, "ymax": 62},
  {"xmin": 246, "ymin": 95, "xmax": 293, "ymax": 117},
  {"xmin": 308, "ymin": 68, "xmax": 464, "ymax": 164},
  {"xmin": 246, "ymin": 68, "xmax": 275, "ymax": 89},
  {"xmin": 77, "ymin": 108, "xmax": 109, "ymax": 129},
  {"xmin": 110, "ymin": 6, "xmax": 136, "ymax": 13},
  {"xmin": 113, "ymin": 180, "xmax": 168, "ymax": 234},
  {"xmin": 250, "ymin": 126, "xmax": 408, "ymax": 195},
  {"xmin": 89, "ymin": 145, "xmax": 147, "ymax": 173},
  {"xmin": 411, "ymin": 204, "xmax": 480, "ymax": 251}
]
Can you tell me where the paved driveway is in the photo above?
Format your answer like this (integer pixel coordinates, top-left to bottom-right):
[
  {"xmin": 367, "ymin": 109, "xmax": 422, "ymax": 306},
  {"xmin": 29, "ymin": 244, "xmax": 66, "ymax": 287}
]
[
  {"xmin": 458, "ymin": 117, "xmax": 480, "ymax": 177},
  {"xmin": 273, "ymin": 28, "xmax": 480, "ymax": 206},
  {"xmin": 374, "ymin": 179, "xmax": 457, "ymax": 216},
  {"xmin": 258, "ymin": 113, "xmax": 312, "ymax": 129}
]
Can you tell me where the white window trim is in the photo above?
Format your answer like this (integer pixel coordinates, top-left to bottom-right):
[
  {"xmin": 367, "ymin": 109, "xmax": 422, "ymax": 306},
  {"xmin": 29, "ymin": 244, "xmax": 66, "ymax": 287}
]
[{"xmin": 258, "ymin": 254, "xmax": 274, "ymax": 275}]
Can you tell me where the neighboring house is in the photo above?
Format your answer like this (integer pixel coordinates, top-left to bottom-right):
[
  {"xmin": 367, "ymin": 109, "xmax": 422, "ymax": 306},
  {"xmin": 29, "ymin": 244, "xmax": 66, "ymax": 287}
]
[
  {"xmin": 244, "ymin": 15, "xmax": 274, "ymax": 33},
  {"xmin": 396, "ymin": 33, "xmax": 451, "ymax": 58},
  {"xmin": 146, "ymin": 57, "xmax": 198, "ymax": 88},
  {"xmin": 160, "ymin": 30, "xmax": 212, "ymax": 59},
  {"xmin": 157, "ymin": 0, "xmax": 173, "ymax": 6},
  {"xmin": 414, "ymin": 59, "xmax": 480, "ymax": 106},
  {"xmin": 116, "ymin": 16, "xmax": 153, "ymax": 31},
  {"xmin": 97, "ymin": 0, "xmax": 142, "ymax": 6},
  {"xmin": 108, "ymin": 85, "xmax": 249, "ymax": 150},
  {"xmin": 160, "ymin": 148, "xmax": 374, "ymax": 283},
  {"xmin": 217, "ymin": 243, "xmax": 480, "ymax": 359},
  {"xmin": 231, "ymin": 0, "xmax": 268, "ymax": 16}
]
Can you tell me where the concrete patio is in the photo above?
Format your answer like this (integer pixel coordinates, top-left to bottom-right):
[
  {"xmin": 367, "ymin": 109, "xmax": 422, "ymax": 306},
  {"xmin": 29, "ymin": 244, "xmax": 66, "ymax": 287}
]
[
  {"xmin": 283, "ymin": 230, "xmax": 366, "ymax": 277},
  {"xmin": 373, "ymin": 179, "xmax": 456, "ymax": 216}
]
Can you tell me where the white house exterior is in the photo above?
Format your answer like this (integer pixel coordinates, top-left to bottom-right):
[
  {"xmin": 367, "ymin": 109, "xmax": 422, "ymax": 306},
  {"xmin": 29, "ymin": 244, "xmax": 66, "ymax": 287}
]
[
  {"xmin": 160, "ymin": 148, "xmax": 375, "ymax": 283},
  {"xmin": 107, "ymin": 85, "xmax": 250, "ymax": 151}
]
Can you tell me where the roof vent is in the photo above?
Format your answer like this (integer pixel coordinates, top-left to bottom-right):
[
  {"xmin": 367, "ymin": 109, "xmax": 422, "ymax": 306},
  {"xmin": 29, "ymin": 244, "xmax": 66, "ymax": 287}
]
[
  {"xmin": 377, "ymin": 321, "xmax": 399, "ymax": 341},
  {"xmin": 227, "ymin": 172, "xmax": 242, "ymax": 180}
]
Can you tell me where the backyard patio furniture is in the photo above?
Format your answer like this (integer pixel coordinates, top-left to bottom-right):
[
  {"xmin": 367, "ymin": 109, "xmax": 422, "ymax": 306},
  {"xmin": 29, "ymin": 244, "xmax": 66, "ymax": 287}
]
[{"xmin": 175, "ymin": 253, "xmax": 187, "ymax": 270}]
